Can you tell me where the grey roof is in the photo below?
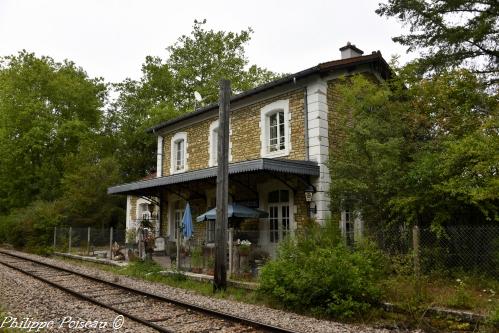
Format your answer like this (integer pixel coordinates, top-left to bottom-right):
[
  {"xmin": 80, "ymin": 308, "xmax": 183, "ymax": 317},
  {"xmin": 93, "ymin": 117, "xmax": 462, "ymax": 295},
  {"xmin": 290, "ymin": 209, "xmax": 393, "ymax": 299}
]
[{"xmin": 108, "ymin": 158, "xmax": 320, "ymax": 195}]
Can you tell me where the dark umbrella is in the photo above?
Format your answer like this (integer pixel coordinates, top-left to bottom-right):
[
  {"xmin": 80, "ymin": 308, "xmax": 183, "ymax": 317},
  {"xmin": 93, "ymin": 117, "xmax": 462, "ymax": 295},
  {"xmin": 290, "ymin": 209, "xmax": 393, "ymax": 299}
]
[{"xmin": 196, "ymin": 203, "xmax": 268, "ymax": 222}]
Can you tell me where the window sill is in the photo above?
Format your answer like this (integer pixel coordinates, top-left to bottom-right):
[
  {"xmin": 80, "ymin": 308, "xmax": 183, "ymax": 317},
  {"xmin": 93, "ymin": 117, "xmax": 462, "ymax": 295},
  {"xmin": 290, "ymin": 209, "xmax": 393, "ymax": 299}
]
[
  {"xmin": 170, "ymin": 168, "xmax": 187, "ymax": 174},
  {"xmin": 262, "ymin": 149, "xmax": 289, "ymax": 159}
]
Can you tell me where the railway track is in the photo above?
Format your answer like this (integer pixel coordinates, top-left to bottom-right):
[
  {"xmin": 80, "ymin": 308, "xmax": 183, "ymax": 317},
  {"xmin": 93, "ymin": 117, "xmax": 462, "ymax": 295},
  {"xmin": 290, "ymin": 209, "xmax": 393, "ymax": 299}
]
[{"xmin": 0, "ymin": 250, "xmax": 300, "ymax": 333}]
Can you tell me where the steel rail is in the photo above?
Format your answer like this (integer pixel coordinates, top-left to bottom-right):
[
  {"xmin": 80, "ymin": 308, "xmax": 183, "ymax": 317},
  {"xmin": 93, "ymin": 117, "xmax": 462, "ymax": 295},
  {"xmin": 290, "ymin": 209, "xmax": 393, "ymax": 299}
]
[{"xmin": 0, "ymin": 250, "xmax": 300, "ymax": 333}]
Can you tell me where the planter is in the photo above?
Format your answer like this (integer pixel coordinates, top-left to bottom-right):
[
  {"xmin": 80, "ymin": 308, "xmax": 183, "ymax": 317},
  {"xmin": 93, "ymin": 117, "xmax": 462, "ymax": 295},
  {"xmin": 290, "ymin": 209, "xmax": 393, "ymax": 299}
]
[
  {"xmin": 238, "ymin": 247, "xmax": 250, "ymax": 256},
  {"xmin": 191, "ymin": 267, "xmax": 203, "ymax": 274}
]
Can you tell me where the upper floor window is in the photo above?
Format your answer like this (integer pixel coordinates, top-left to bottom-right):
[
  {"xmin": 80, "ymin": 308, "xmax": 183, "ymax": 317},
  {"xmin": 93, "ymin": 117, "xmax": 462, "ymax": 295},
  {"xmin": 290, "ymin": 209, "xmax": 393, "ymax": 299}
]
[
  {"xmin": 260, "ymin": 100, "xmax": 290, "ymax": 158},
  {"xmin": 209, "ymin": 120, "xmax": 219, "ymax": 167},
  {"xmin": 170, "ymin": 132, "xmax": 187, "ymax": 173},
  {"xmin": 208, "ymin": 119, "xmax": 232, "ymax": 167},
  {"xmin": 269, "ymin": 111, "xmax": 285, "ymax": 152}
]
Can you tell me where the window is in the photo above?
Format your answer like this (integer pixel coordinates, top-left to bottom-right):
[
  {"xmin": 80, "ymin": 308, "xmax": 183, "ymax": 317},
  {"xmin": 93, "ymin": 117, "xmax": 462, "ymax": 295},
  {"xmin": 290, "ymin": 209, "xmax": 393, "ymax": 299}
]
[
  {"xmin": 268, "ymin": 190, "xmax": 290, "ymax": 243},
  {"xmin": 206, "ymin": 220, "xmax": 215, "ymax": 243},
  {"xmin": 175, "ymin": 139, "xmax": 184, "ymax": 171},
  {"xmin": 208, "ymin": 119, "xmax": 231, "ymax": 167},
  {"xmin": 209, "ymin": 120, "xmax": 219, "ymax": 167},
  {"xmin": 345, "ymin": 210, "xmax": 354, "ymax": 247},
  {"xmin": 269, "ymin": 111, "xmax": 285, "ymax": 152},
  {"xmin": 260, "ymin": 100, "xmax": 290, "ymax": 157},
  {"xmin": 170, "ymin": 132, "xmax": 187, "ymax": 173}
]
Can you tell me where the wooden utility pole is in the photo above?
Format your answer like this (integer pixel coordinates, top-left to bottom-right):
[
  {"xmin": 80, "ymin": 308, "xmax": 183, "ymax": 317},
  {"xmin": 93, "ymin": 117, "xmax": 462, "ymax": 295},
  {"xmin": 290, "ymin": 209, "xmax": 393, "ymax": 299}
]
[{"xmin": 214, "ymin": 79, "xmax": 230, "ymax": 292}]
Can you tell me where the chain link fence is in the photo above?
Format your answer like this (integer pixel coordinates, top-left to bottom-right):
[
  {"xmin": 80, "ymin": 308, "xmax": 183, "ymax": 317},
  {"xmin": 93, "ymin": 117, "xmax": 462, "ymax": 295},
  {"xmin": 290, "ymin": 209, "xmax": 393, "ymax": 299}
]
[
  {"xmin": 53, "ymin": 226, "xmax": 126, "ymax": 259},
  {"xmin": 361, "ymin": 224, "xmax": 499, "ymax": 277}
]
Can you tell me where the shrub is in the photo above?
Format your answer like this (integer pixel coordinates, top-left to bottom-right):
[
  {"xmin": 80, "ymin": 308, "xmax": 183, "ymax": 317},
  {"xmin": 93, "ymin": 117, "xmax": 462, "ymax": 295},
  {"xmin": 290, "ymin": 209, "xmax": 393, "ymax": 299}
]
[
  {"xmin": 259, "ymin": 220, "xmax": 386, "ymax": 318},
  {"xmin": 0, "ymin": 200, "xmax": 63, "ymax": 250}
]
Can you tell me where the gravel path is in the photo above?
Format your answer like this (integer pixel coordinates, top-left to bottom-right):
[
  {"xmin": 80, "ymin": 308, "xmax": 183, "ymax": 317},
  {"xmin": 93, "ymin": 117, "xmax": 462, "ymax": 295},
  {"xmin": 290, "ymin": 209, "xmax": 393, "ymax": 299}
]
[{"xmin": 0, "ymin": 249, "xmax": 416, "ymax": 333}]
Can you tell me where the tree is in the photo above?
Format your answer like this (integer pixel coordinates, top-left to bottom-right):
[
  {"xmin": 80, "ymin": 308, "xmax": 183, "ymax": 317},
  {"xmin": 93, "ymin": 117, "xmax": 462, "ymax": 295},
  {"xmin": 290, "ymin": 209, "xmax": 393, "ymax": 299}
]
[
  {"xmin": 329, "ymin": 70, "xmax": 498, "ymax": 228},
  {"xmin": 377, "ymin": 0, "xmax": 498, "ymax": 86},
  {"xmin": 166, "ymin": 19, "xmax": 279, "ymax": 109},
  {"xmin": 0, "ymin": 51, "xmax": 107, "ymax": 213},
  {"xmin": 110, "ymin": 20, "xmax": 281, "ymax": 180}
]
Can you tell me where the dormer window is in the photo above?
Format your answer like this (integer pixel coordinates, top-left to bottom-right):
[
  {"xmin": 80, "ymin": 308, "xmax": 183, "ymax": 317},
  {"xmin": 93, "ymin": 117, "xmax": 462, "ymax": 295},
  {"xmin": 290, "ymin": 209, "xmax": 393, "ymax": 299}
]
[
  {"xmin": 170, "ymin": 132, "xmax": 187, "ymax": 173},
  {"xmin": 260, "ymin": 100, "xmax": 290, "ymax": 158}
]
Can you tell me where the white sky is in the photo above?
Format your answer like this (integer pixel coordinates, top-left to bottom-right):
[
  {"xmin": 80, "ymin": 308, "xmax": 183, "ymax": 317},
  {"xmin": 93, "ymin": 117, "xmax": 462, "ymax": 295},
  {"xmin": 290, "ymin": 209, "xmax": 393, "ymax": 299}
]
[{"xmin": 0, "ymin": 0, "xmax": 415, "ymax": 83}]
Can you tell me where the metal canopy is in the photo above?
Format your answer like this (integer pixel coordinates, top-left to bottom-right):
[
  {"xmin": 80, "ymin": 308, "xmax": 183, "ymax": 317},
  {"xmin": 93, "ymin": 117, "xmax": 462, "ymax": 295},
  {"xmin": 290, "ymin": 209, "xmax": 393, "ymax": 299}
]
[{"xmin": 107, "ymin": 158, "xmax": 319, "ymax": 195}]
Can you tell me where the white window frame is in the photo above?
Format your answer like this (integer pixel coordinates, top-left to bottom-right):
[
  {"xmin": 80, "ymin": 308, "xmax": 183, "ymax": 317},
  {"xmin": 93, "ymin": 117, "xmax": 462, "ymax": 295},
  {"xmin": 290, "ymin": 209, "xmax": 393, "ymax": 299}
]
[
  {"xmin": 208, "ymin": 119, "xmax": 232, "ymax": 167},
  {"xmin": 208, "ymin": 120, "xmax": 219, "ymax": 167},
  {"xmin": 170, "ymin": 132, "xmax": 188, "ymax": 174},
  {"xmin": 267, "ymin": 190, "xmax": 291, "ymax": 243},
  {"xmin": 206, "ymin": 219, "xmax": 216, "ymax": 243},
  {"xmin": 260, "ymin": 100, "xmax": 291, "ymax": 158}
]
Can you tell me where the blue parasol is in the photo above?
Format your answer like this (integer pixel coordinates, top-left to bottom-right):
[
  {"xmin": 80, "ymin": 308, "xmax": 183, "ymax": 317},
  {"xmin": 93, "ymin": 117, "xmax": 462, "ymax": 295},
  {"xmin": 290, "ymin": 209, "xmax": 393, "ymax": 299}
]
[{"xmin": 182, "ymin": 202, "xmax": 193, "ymax": 239}]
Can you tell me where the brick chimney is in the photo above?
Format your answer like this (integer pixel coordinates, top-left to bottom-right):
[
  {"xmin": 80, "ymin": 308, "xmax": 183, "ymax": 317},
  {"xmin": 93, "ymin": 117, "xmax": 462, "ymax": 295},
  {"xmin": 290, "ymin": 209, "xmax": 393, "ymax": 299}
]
[{"xmin": 339, "ymin": 42, "xmax": 364, "ymax": 59}]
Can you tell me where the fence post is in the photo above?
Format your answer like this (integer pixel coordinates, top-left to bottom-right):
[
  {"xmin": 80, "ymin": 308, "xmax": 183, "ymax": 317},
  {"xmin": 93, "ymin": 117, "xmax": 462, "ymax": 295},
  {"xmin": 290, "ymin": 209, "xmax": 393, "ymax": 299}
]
[
  {"xmin": 228, "ymin": 228, "xmax": 233, "ymax": 278},
  {"xmin": 109, "ymin": 227, "xmax": 113, "ymax": 260},
  {"xmin": 53, "ymin": 227, "xmax": 57, "ymax": 251},
  {"xmin": 176, "ymin": 226, "xmax": 181, "ymax": 270},
  {"xmin": 68, "ymin": 227, "xmax": 72, "ymax": 254},
  {"xmin": 412, "ymin": 225, "xmax": 421, "ymax": 296},
  {"xmin": 87, "ymin": 227, "xmax": 91, "ymax": 255}
]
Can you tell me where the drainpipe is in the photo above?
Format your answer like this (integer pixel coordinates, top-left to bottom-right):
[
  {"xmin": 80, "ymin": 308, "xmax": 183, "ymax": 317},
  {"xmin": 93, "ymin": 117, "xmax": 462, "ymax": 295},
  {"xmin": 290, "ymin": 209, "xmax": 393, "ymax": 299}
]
[
  {"xmin": 156, "ymin": 135, "xmax": 163, "ymax": 177},
  {"xmin": 303, "ymin": 89, "xmax": 309, "ymax": 161}
]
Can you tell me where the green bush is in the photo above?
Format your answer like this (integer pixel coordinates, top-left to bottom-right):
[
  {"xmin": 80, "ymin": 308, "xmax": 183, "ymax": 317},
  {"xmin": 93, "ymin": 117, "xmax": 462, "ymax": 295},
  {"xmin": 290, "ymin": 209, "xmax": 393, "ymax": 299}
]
[
  {"xmin": 259, "ymin": 220, "xmax": 386, "ymax": 318},
  {"xmin": 0, "ymin": 200, "xmax": 63, "ymax": 250}
]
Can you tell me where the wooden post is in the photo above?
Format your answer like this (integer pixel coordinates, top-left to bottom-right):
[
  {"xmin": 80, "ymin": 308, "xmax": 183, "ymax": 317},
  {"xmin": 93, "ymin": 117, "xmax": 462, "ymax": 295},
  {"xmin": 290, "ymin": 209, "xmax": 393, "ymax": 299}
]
[
  {"xmin": 53, "ymin": 227, "xmax": 57, "ymax": 251},
  {"xmin": 109, "ymin": 227, "xmax": 113, "ymax": 260},
  {"xmin": 214, "ymin": 79, "xmax": 230, "ymax": 292},
  {"xmin": 228, "ymin": 228, "xmax": 233, "ymax": 278},
  {"xmin": 87, "ymin": 227, "xmax": 91, "ymax": 255},
  {"xmin": 68, "ymin": 227, "xmax": 72, "ymax": 254}
]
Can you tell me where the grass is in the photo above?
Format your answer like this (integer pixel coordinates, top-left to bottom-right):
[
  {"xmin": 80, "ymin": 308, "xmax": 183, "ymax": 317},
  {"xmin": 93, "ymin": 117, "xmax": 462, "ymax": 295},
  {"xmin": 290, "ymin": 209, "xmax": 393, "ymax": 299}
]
[{"xmin": 380, "ymin": 274, "xmax": 499, "ymax": 315}]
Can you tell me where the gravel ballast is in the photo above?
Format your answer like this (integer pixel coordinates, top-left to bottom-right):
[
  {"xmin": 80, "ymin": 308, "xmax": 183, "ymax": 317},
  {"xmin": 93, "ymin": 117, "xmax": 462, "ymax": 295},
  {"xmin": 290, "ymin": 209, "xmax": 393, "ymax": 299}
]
[
  {"xmin": 0, "ymin": 249, "xmax": 418, "ymax": 332},
  {"xmin": 0, "ymin": 261, "xmax": 156, "ymax": 333}
]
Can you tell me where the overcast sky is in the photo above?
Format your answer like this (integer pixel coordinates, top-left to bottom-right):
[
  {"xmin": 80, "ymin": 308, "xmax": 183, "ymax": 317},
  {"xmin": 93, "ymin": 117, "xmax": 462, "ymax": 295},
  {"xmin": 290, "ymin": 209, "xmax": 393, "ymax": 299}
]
[{"xmin": 0, "ymin": 0, "xmax": 415, "ymax": 83}]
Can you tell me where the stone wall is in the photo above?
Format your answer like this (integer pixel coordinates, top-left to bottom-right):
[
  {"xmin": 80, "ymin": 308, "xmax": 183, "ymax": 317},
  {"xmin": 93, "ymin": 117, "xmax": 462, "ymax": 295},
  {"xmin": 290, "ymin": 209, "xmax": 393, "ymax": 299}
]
[{"xmin": 161, "ymin": 89, "xmax": 306, "ymax": 176}]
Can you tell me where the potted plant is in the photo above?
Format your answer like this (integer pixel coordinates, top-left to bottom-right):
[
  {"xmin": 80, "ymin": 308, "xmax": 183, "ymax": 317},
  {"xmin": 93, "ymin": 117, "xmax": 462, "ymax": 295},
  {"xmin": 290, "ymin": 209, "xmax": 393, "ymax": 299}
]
[{"xmin": 238, "ymin": 239, "xmax": 251, "ymax": 256}]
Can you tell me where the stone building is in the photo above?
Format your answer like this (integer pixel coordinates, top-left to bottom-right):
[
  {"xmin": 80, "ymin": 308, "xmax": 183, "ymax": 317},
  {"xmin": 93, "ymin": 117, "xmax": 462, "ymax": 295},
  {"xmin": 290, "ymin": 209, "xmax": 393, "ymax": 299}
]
[{"xmin": 108, "ymin": 43, "xmax": 391, "ymax": 256}]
